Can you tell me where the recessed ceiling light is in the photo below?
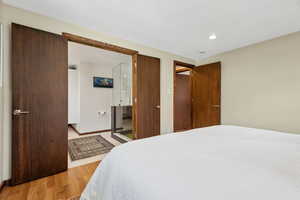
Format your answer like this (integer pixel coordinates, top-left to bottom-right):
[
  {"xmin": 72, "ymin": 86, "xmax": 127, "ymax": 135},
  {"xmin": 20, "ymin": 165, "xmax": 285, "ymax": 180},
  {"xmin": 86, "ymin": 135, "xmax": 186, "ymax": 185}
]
[{"xmin": 209, "ymin": 33, "xmax": 217, "ymax": 40}]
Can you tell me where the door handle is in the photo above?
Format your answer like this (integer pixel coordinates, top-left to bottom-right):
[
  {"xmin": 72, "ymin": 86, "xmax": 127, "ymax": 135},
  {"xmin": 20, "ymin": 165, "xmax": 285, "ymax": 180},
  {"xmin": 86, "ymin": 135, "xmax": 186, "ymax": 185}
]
[
  {"xmin": 13, "ymin": 109, "xmax": 30, "ymax": 115},
  {"xmin": 155, "ymin": 105, "xmax": 160, "ymax": 109},
  {"xmin": 212, "ymin": 105, "xmax": 220, "ymax": 108}
]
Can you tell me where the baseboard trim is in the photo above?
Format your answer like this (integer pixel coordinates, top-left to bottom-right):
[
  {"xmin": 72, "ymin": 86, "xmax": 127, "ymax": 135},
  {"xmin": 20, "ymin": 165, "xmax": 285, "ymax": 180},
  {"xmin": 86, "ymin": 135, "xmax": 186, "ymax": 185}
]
[
  {"xmin": 69, "ymin": 125, "xmax": 111, "ymax": 136},
  {"xmin": 69, "ymin": 125, "xmax": 80, "ymax": 135},
  {"xmin": 0, "ymin": 180, "xmax": 8, "ymax": 192},
  {"xmin": 79, "ymin": 129, "xmax": 112, "ymax": 135}
]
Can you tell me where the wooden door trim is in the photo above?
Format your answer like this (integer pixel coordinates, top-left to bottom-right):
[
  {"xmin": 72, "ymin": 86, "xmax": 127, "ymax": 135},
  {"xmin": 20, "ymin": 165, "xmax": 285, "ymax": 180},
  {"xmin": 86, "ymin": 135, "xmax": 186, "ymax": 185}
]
[
  {"xmin": 192, "ymin": 62, "xmax": 221, "ymax": 128},
  {"xmin": 174, "ymin": 60, "xmax": 195, "ymax": 69},
  {"xmin": 176, "ymin": 67, "xmax": 192, "ymax": 73},
  {"xmin": 173, "ymin": 61, "xmax": 194, "ymax": 132},
  {"xmin": 132, "ymin": 54, "xmax": 138, "ymax": 139},
  {"xmin": 62, "ymin": 33, "xmax": 138, "ymax": 55},
  {"xmin": 63, "ymin": 32, "xmax": 139, "ymax": 139},
  {"xmin": 196, "ymin": 61, "xmax": 221, "ymax": 67}
]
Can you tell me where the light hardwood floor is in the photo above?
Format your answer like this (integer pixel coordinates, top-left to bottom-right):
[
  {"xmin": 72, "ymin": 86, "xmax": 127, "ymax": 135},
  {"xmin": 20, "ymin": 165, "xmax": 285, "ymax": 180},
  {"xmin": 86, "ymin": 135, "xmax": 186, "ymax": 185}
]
[{"xmin": 0, "ymin": 161, "xmax": 99, "ymax": 200}]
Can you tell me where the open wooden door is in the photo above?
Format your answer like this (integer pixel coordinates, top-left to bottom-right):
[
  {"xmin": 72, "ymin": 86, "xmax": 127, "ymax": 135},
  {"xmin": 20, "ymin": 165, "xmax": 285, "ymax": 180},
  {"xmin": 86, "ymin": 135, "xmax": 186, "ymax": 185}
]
[
  {"xmin": 134, "ymin": 55, "xmax": 160, "ymax": 139},
  {"xmin": 174, "ymin": 74, "xmax": 192, "ymax": 131},
  {"xmin": 11, "ymin": 24, "xmax": 68, "ymax": 185},
  {"xmin": 192, "ymin": 62, "xmax": 221, "ymax": 128}
]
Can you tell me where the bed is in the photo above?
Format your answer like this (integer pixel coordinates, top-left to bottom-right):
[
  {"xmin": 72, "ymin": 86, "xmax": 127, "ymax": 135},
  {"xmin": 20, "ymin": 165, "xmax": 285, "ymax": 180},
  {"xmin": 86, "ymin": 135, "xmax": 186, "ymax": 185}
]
[{"xmin": 80, "ymin": 125, "xmax": 300, "ymax": 200}]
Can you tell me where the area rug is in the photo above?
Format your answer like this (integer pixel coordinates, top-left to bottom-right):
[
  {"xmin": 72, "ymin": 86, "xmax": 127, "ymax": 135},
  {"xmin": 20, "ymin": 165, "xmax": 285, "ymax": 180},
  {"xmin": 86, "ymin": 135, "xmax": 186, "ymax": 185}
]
[{"xmin": 68, "ymin": 135, "xmax": 114, "ymax": 161}]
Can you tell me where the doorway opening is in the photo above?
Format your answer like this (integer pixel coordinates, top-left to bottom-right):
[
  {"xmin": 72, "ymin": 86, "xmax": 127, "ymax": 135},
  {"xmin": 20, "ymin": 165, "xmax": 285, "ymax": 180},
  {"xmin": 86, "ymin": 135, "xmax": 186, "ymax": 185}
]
[
  {"xmin": 11, "ymin": 24, "xmax": 161, "ymax": 185},
  {"xmin": 173, "ymin": 61, "xmax": 194, "ymax": 132},
  {"xmin": 65, "ymin": 34, "xmax": 138, "ymax": 168},
  {"xmin": 173, "ymin": 61, "xmax": 222, "ymax": 132}
]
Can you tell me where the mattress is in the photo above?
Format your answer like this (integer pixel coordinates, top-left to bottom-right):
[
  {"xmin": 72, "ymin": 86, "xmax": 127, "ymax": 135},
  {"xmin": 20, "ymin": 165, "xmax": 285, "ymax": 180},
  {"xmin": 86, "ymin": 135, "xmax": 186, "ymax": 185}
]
[{"xmin": 80, "ymin": 125, "xmax": 300, "ymax": 200}]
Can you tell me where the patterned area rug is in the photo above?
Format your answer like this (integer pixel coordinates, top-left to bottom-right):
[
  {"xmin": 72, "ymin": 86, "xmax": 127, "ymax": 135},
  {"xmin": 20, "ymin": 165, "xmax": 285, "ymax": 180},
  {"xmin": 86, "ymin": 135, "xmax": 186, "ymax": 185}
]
[{"xmin": 68, "ymin": 135, "xmax": 114, "ymax": 161}]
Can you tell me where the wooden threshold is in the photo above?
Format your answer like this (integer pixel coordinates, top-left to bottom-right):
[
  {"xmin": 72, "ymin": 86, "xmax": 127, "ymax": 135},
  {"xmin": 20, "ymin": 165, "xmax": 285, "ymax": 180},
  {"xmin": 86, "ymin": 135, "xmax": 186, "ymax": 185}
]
[
  {"xmin": 79, "ymin": 129, "xmax": 112, "ymax": 136},
  {"xmin": 62, "ymin": 33, "xmax": 138, "ymax": 55},
  {"xmin": 69, "ymin": 125, "xmax": 111, "ymax": 136}
]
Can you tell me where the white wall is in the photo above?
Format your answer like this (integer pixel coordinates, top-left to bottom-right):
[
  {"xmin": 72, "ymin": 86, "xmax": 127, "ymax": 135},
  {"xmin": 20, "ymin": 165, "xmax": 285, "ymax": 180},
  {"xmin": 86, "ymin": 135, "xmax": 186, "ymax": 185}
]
[
  {"xmin": 0, "ymin": 0, "xmax": 4, "ymax": 184},
  {"xmin": 197, "ymin": 31, "xmax": 300, "ymax": 134},
  {"xmin": 68, "ymin": 42, "xmax": 132, "ymax": 133},
  {"xmin": 75, "ymin": 63, "xmax": 114, "ymax": 133},
  {"xmin": 68, "ymin": 69, "xmax": 80, "ymax": 124},
  {"xmin": 0, "ymin": 3, "xmax": 195, "ymax": 180}
]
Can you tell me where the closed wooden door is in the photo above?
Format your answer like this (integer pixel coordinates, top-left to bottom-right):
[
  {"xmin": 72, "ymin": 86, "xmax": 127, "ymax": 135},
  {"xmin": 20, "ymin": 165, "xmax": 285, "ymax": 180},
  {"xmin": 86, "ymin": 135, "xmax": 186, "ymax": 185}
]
[
  {"xmin": 192, "ymin": 62, "xmax": 221, "ymax": 128},
  {"xmin": 11, "ymin": 24, "xmax": 68, "ymax": 185},
  {"xmin": 135, "ymin": 55, "xmax": 160, "ymax": 139},
  {"xmin": 174, "ymin": 74, "xmax": 192, "ymax": 131}
]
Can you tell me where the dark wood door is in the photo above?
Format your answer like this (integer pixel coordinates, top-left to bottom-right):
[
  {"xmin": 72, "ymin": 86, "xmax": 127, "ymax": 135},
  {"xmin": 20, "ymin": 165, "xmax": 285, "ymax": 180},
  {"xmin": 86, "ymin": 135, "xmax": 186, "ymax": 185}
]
[
  {"xmin": 174, "ymin": 74, "xmax": 192, "ymax": 131},
  {"xmin": 192, "ymin": 62, "xmax": 221, "ymax": 128},
  {"xmin": 135, "ymin": 55, "xmax": 160, "ymax": 139},
  {"xmin": 11, "ymin": 24, "xmax": 68, "ymax": 185}
]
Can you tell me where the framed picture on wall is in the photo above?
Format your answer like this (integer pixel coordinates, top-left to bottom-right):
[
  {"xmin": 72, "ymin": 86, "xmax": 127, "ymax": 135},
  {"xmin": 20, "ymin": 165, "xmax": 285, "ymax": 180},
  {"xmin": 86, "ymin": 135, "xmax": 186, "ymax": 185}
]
[{"xmin": 93, "ymin": 77, "xmax": 113, "ymax": 88}]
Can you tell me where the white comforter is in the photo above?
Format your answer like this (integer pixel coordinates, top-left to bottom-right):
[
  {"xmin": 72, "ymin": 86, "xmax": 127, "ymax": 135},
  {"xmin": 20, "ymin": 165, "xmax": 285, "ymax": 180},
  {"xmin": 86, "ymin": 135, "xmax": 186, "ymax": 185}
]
[{"xmin": 80, "ymin": 125, "xmax": 300, "ymax": 200}]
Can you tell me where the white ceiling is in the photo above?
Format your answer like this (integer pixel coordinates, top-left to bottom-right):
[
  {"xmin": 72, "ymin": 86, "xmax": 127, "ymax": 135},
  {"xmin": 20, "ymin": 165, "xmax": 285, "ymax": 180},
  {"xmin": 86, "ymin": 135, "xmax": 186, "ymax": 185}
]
[
  {"xmin": 68, "ymin": 42, "xmax": 131, "ymax": 67},
  {"xmin": 4, "ymin": 0, "xmax": 300, "ymax": 60}
]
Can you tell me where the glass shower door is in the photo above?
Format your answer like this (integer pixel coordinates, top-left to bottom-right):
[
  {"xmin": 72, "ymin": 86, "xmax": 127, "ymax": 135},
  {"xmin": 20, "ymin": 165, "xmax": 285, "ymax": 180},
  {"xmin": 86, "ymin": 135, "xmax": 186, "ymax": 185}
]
[{"xmin": 111, "ymin": 62, "xmax": 133, "ymax": 141}]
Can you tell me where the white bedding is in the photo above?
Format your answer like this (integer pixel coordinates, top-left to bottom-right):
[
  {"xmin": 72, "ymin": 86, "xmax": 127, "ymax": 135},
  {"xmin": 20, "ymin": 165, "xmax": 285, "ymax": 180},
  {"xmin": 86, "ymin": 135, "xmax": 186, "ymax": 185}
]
[{"xmin": 80, "ymin": 125, "xmax": 300, "ymax": 200}]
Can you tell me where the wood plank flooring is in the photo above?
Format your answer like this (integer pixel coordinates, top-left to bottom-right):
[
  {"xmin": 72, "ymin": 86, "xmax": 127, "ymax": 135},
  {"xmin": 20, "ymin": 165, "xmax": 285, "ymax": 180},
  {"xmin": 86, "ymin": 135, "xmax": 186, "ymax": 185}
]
[{"xmin": 0, "ymin": 161, "xmax": 99, "ymax": 200}]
